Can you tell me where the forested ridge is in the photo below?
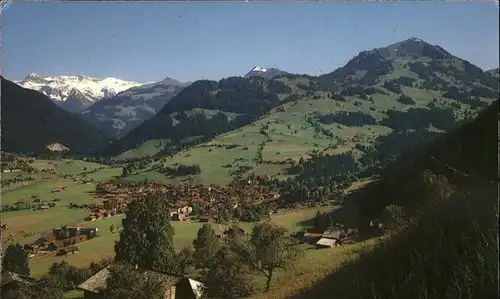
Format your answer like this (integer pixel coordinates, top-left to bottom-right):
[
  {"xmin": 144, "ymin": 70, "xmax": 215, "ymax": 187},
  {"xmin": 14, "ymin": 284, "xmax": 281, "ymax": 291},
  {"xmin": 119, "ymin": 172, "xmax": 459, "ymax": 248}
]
[{"xmin": 103, "ymin": 77, "xmax": 295, "ymax": 156}]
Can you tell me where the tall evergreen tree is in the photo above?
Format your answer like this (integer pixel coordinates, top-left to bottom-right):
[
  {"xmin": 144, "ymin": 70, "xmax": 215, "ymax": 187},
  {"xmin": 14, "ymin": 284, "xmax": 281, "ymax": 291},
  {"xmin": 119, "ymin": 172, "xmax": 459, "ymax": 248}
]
[
  {"xmin": 1, "ymin": 243, "xmax": 30, "ymax": 275},
  {"xmin": 313, "ymin": 211, "xmax": 323, "ymax": 232},
  {"xmin": 114, "ymin": 193, "xmax": 176, "ymax": 272},
  {"xmin": 192, "ymin": 224, "xmax": 221, "ymax": 275},
  {"xmin": 175, "ymin": 246, "xmax": 194, "ymax": 276}
]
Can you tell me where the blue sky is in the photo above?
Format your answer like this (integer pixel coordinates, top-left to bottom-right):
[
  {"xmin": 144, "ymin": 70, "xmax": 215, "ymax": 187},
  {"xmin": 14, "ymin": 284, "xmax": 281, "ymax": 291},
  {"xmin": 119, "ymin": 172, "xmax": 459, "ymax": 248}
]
[{"xmin": 2, "ymin": 1, "xmax": 499, "ymax": 83}]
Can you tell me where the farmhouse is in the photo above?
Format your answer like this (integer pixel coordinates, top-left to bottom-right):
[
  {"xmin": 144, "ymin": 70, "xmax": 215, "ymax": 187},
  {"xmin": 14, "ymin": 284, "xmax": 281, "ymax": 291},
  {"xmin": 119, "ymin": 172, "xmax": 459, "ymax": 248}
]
[
  {"xmin": 45, "ymin": 142, "xmax": 69, "ymax": 160},
  {"xmin": 298, "ymin": 232, "xmax": 322, "ymax": 244},
  {"xmin": 78, "ymin": 266, "xmax": 204, "ymax": 299},
  {"xmin": 48, "ymin": 235, "xmax": 88, "ymax": 251},
  {"xmin": 1, "ymin": 271, "xmax": 32, "ymax": 292},
  {"xmin": 322, "ymin": 230, "xmax": 344, "ymax": 240},
  {"xmin": 56, "ymin": 246, "xmax": 79, "ymax": 256},
  {"xmin": 32, "ymin": 231, "xmax": 56, "ymax": 247},
  {"xmin": 47, "ymin": 240, "xmax": 65, "ymax": 251},
  {"xmin": 53, "ymin": 226, "xmax": 98, "ymax": 239}
]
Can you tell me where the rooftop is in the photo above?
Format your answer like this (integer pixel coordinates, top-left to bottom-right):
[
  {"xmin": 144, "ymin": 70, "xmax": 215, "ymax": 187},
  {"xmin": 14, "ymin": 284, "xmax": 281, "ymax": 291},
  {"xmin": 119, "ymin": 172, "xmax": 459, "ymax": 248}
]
[
  {"xmin": 316, "ymin": 238, "xmax": 337, "ymax": 247},
  {"xmin": 77, "ymin": 266, "xmax": 199, "ymax": 294}
]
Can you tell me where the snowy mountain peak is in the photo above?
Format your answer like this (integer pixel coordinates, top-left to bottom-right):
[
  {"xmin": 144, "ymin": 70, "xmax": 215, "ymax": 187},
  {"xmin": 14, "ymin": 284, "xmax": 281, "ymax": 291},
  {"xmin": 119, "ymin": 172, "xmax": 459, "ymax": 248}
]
[
  {"xmin": 16, "ymin": 73, "xmax": 144, "ymax": 108},
  {"xmin": 244, "ymin": 66, "xmax": 289, "ymax": 80},
  {"xmin": 23, "ymin": 73, "xmax": 47, "ymax": 84},
  {"xmin": 251, "ymin": 66, "xmax": 269, "ymax": 73}
]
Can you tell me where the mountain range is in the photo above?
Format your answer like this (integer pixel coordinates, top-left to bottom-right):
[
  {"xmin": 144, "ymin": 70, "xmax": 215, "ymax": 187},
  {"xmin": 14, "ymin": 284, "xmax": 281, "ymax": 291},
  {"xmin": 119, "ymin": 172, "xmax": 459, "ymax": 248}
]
[
  {"xmin": 3, "ymin": 38, "xmax": 498, "ymax": 164},
  {"xmin": 107, "ymin": 38, "xmax": 498, "ymax": 185},
  {"xmin": 80, "ymin": 77, "xmax": 190, "ymax": 136},
  {"xmin": 15, "ymin": 73, "xmax": 143, "ymax": 113}
]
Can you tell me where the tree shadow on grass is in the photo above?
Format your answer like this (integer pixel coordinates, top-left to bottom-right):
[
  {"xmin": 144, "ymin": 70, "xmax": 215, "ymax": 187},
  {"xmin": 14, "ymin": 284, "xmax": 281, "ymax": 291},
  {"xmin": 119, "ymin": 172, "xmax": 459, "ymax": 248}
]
[{"xmin": 295, "ymin": 183, "xmax": 376, "ymax": 231}]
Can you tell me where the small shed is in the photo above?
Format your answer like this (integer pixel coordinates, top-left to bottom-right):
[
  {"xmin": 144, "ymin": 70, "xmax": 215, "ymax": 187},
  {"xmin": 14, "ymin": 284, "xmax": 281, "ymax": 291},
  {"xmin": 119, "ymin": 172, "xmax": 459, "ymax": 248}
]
[
  {"xmin": 322, "ymin": 230, "xmax": 344, "ymax": 240},
  {"xmin": 46, "ymin": 143, "xmax": 70, "ymax": 160},
  {"xmin": 315, "ymin": 238, "xmax": 337, "ymax": 249},
  {"xmin": 57, "ymin": 246, "xmax": 79, "ymax": 256},
  {"xmin": 23, "ymin": 244, "xmax": 38, "ymax": 253},
  {"xmin": 48, "ymin": 240, "xmax": 66, "ymax": 251}
]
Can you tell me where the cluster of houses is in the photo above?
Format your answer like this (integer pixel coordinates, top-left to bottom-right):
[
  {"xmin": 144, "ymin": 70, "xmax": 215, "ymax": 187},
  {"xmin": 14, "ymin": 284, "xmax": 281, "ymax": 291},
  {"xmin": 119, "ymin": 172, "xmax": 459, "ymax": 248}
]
[
  {"xmin": 24, "ymin": 225, "xmax": 98, "ymax": 257},
  {"xmin": 295, "ymin": 228, "xmax": 360, "ymax": 249},
  {"xmin": 170, "ymin": 205, "xmax": 194, "ymax": 221},
  {"xmin": 11, "ymin": 193, "xmax": 61, "ymax": 211},
  {"xmin": 92, "ymin": 179, "xmax": 280, "ymax": 222},
  {"xmin": 84, "ymin": 207, "xmax": 121, "ymax": 222}
]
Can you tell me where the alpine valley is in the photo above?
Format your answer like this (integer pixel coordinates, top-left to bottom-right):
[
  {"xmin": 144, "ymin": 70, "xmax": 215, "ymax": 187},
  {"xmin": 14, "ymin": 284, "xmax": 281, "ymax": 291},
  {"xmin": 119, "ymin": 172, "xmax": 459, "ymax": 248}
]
[{"xmin": 1, "ymin": 36, "xmax": 498, "ymax": 299}]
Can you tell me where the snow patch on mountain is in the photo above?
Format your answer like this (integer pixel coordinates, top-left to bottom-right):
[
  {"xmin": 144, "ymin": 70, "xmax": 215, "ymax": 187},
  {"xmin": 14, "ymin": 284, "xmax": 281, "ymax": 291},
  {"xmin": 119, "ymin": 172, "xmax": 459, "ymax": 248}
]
[
  {"xmin": 244, "ymin": 66, "xmax": 289, "ymax": 80},
  {"xmin": 80, "ymin": 77, "xmax": 189, "ymax": 136},
  {"xmin": 251, "ymin": 66, "xmax": 269, "ymax": 73}
]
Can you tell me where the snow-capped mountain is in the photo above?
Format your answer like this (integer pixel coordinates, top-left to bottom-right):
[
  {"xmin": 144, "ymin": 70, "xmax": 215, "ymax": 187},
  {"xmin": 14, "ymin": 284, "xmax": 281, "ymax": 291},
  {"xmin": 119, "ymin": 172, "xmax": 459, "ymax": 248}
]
[
  {"xmin": 81, "ymin": 77, "xmax": 190, "ymax": 137},
  {"xmin": 16, "ymin": 73, "xmax": 144, "ymax": 113},
  {"xmin": 244, "ymin": 66, "xmax": 289, "ymax": 80}
]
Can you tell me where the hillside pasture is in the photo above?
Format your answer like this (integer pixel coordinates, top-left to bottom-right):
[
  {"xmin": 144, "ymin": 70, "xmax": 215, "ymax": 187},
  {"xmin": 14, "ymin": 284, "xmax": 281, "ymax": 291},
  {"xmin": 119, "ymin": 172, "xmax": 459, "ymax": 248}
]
[{"xmin": 115, "ymin": 138, "xmax": 170, "ymax": 160}]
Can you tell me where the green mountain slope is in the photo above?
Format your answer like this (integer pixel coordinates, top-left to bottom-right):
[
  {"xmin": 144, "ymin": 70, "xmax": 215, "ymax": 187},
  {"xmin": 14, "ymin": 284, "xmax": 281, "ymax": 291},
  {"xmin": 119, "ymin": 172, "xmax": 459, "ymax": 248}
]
[
  {"xmin": 103, "ymin": 76, "xmax": 312, "ymax": 156},
  {"xmin": 0, "ymin": 77, "xmax": 109, "ymax": 154},
  {"xmin": 123, "ymin": 38, "xmax": 497, "ymax": 185}
]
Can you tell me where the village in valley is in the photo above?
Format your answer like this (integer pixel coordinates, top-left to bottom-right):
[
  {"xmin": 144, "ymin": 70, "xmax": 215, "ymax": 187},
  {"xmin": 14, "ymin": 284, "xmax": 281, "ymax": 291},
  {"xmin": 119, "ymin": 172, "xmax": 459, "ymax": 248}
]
[
  {"xmin": 1, "ymin": 153, "xmax": 372, "ymax": 259},
  {"xmin": 0, "ymin": 144, "xmax": 380, "ymax": 298}
]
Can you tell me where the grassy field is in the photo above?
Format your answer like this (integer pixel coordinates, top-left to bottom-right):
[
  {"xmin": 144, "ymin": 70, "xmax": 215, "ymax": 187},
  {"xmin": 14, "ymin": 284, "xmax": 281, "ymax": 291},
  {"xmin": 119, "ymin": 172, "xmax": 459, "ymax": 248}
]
[
  {"xmin": 115, "ymin": 138, "xmax": 170, "ymax": 160},
  {"xmin": 0, "ymin": 152, "xmax": 342, "ymax": 282},
  {"xmin": 26, "ymin": 206, "xmax": 334, "ymax": 279},
  {"xmin": 1, "ymin": 158, "xmax": 121, "ymax": 256}
]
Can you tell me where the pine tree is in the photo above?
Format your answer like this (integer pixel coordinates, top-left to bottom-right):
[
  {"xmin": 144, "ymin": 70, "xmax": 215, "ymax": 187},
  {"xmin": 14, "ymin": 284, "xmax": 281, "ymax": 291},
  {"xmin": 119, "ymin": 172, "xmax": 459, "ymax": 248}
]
[
  {"xmin": 192, "ymin": 224, "xmax": 221, "ymax": 275},
  {"xmin": 313, "ymin": 211, "xmax": 323, "ymax": 232},
  {"xmin": 2, "ymin": 243, "xmax": 30, "ymax": 275},
  {"xmin": 114, "ymin": 193, "xmax": 176, "ymax": 272}
]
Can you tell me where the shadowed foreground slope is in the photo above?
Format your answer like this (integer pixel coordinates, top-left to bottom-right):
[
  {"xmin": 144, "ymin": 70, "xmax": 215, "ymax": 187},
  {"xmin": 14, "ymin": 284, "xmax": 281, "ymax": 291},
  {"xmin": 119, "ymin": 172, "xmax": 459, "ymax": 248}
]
[{"xmin": 257, "ymin": 101, "xmax": 498, "ymax": 299}]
